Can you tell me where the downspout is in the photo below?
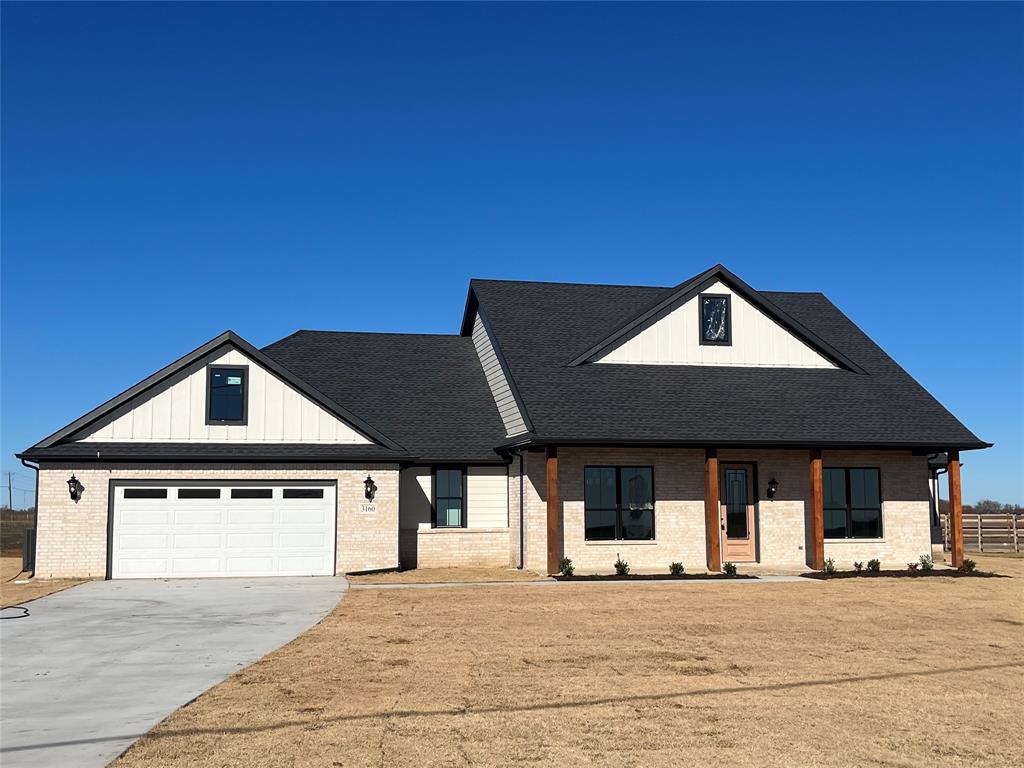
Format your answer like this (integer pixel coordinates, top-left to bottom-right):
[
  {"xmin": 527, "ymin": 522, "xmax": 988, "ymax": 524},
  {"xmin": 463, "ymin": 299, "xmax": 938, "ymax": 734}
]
[{"xmin": 19, "ymin": 458, "xmax": 39, "ymax": 573}]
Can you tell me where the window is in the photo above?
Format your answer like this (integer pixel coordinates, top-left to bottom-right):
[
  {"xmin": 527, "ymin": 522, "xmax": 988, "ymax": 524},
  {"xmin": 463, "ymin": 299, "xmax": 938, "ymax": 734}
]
[
  {"xmin": 178, "ymin": 488, "xmax": 220, "ymax": 499},
  {"xmin": 207, "ymin": 365, "xmax": 247, "ymax": 424},
  {"xmin": 584, "ymin": 466, "xmax": 654, "ymax": 541},
  {"xmin": 699, "ymin": 293, "xmax": 731, "ymax": 345},
  {"xmin": 124, "ymin": 488, "xmax": 167, "ymax": 499},
  {"xmin": 231, "ymin": 488, "xmax": 272, "ymax": 499},
  {"xmin": 823, "ymin": 467, "xmax": 882, "ymax": 539},
  {"xmin": 283, "ymin": 488, "xmax": 324, "ymax": 499},
  {"xmin": 433, "ymin": 468, "xmax": 465, "ymax": 527}
]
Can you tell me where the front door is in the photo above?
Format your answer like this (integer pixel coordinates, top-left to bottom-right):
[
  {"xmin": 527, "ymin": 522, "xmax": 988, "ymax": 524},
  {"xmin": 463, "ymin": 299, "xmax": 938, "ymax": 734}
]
[{"xmin": 720, "ymin": 464, "xmax": 756, "ymax": 562}]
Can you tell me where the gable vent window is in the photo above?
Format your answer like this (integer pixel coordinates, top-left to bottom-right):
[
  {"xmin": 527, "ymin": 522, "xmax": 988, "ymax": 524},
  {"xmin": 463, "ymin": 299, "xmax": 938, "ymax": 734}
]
[
  {"xmin": 207, "ymin": 365, "xmax": 248, "ymax": 424},
  {"xmin": 699, "ymin": 294, "xmax": 731, "ymax": 346}
]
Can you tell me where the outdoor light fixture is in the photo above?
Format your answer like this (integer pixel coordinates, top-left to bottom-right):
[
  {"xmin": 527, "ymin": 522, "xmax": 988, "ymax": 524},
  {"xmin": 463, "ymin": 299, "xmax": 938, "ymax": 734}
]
[
  {"xmin": 766, "ymin": 477, "xmax": 779, "ymax": 499},
  {"xmin": 364, "ymin": 475, "xmax": 377, "ymax": 501},
  {"xmin": 67, "ymin": 474, "xmax": 83, "ymax": 502}
]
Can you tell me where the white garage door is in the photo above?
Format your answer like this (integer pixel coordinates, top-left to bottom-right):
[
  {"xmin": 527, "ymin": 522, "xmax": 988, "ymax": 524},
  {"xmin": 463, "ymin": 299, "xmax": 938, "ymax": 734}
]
[{"xmin": 111, "ymin": 482, "xmax": 336, "ymax": 579}]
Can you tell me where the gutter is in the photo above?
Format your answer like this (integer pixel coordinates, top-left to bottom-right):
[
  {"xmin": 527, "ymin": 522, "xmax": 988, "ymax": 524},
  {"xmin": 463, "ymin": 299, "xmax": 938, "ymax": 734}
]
[{"xmin": 495, "ymin": 436, "xmax": 994, "ymax": 453}]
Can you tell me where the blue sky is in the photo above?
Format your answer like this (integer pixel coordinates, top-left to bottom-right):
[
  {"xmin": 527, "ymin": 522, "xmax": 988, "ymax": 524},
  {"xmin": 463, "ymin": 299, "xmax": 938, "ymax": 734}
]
[{"xmin": 2, "ymin": 2, "xmax": 1021, "ymax": 507}]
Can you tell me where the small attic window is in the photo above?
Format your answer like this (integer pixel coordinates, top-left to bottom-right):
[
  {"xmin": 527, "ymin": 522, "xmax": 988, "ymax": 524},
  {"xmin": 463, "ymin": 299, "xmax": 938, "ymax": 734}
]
[
  {"xmin": 699, "ymin": 294, "xmax": 731, "ymax": 346},
  {"xmin": 207, "ymin": 365, "xmax": 248, "ymax": 424}
]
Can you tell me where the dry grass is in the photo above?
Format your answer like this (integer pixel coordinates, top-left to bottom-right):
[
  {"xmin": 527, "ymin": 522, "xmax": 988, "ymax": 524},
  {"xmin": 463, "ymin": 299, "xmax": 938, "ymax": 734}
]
[
  {"xmin": 347, "ymin": 566, "xmax": 546, "ymax": 585},
  {"xmin": 0, "ymin": 555, "xmax": 88, "ymax": 609},
  {"xmin": 115, "ymin": 555, "xmax": 1024, "ymax": 768}
]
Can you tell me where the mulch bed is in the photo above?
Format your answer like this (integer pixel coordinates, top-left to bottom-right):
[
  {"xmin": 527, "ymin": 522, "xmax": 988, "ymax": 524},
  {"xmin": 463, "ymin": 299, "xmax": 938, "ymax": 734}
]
[
  {"xmin": 554, "ymin": 573, "xmax": 756, "ymax": 581},
  {"xmin": 801, "ymin": 569, "xmax": 1006, "ymax": 580}
]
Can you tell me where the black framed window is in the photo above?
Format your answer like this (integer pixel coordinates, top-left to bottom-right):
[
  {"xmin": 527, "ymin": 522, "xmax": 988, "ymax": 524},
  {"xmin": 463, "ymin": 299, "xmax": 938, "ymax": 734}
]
[
  {"xmin": 699, "ymin": 293, "xmax": 731, "ymax": 346},
  {"xmin": 207, "ymin": 366, "xmax": 247, "ymax": 424},
  {"xmin": 584, "ymin": 466, "xmax": 654, "ymax": 541},
  {"xmin": 823, "ymin": 467, "xmax": 882, "ymax": 539},
  {"xmin": 124, "ymin": 488, "xmax": 167, "ymax": 499},
  {"xmin": 433, "ymin": 468, "xmax": 465, "ymax": 527},
  {"xmin": 231, "ymin": 488, "xmax": 272, "ymax": 499},
  {"xmin": 178, "ymin": 488, "xmax": 220, "ymax": 499},
  {"xmin": 283, "ymin": 488, "xmax": 325, "ymax": 499}
]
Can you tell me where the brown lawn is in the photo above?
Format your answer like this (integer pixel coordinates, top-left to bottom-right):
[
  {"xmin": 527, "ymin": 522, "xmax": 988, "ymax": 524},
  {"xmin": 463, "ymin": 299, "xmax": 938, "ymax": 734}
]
[
  {"xmin": 116, "ymin": 555, "xmax": 1024, "ymax": 768},
  {"xmin": 0, "ymin": 555, "xmax": 88, "ymax": 609},
  {"xmin": 347, "ymin": 566, "xmax": 546, "ymax": 585}
]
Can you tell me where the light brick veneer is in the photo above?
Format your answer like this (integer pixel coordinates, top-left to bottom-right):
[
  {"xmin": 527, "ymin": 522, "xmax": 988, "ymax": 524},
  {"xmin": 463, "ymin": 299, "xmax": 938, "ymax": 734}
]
[
  {"xmin": 821, "ymin": 450, "xmax": 931, "ymax": 568},
  {"xmin": 520, "ymin": 447, "xmax": 931, "ymax": 574},
  {"xmin": 415, "ymin": 527, "xmax": 511, "ymax": 567},
  {"xmin": 34, "ymin": 463, "xmax": 400, "ymax": 578}
]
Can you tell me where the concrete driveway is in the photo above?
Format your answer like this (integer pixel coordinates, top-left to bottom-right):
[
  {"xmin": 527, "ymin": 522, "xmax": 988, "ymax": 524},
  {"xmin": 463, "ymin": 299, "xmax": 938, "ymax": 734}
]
[{"xmin": 0, "ymin": 577, "xmax": 347, "ymax": 768}]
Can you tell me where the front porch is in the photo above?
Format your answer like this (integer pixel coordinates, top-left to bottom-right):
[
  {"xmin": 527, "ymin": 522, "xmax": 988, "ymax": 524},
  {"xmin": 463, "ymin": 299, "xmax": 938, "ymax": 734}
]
[{"xmin": 515, "ymin": 446, "xmax": 966, "ymax": 576}]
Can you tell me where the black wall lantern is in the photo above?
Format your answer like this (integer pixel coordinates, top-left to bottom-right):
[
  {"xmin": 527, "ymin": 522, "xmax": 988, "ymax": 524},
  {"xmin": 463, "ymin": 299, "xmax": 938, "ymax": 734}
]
[
  {"xmin": 766, "ymin": 477, "xmax": 779, "ymax": 499},
  {"xmin": 364, "ymin": 475, "xmax": 377, "ymax": 501},
  {"xmin": 67, "ymin": 474, "xmax": 83, "ymax": 502}
]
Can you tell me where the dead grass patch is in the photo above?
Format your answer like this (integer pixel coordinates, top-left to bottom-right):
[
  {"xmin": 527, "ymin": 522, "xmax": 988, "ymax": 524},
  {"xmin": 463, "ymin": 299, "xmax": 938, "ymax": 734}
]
[
  {"xmin": 115, "ymin": 555, "xmax": 1024, "ymax": 768},
  {"xmin": 0, "ymin": 555, "xmax": 89, "ymax": 609},
  {"xmin": 346, "ymin": 566, "xmax": 545, "ymax": 585}
]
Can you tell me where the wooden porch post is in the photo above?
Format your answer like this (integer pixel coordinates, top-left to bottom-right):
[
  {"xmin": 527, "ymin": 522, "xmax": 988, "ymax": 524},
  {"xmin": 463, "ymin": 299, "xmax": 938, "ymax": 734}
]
[
  {"xmin": 704, "ymin": 448, "xmax": 721, "ymax": 572},
  {"xmin": 546, "ymin": 445, "xmax": 560, "ymax": 575},
  {"xmin": 948, "ymin": 450, "xmax": 964, "ymax": 568},
  {"xmin": 809, "ymin": 449, "xmax": 825, "ymax": 570}
]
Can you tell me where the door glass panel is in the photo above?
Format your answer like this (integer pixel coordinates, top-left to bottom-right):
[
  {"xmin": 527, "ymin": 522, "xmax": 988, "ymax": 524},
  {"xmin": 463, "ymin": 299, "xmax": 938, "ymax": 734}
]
[
  {"xmin": 824, "ymin": 508, "xmax": 847, "ymax": 539},
  {"xmin": 849, "ymin": 469, "xmax": 880, "ymax": 508},
  {"xmin": 851, "ymin": 508, "xmax": 881, "ymax": 538},
  {"xmin": 725, "ymin": 469, "xmax": 748, "ymax": 538}
]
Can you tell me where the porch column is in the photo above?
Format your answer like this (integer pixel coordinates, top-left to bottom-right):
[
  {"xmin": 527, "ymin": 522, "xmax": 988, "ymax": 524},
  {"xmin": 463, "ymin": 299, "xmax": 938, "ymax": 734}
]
[
  {"xmin": 704, "ymin": 448, "xmax": 721, "ymax": 572},
  {"xmin": 948, "ymin": 450, "xmax": 964, "ymax": 568},
  {"xmin": 809, "ymin": 449, "xmax": 825, "ymax": 570},
  {"xmin": 546, "ymin": 446, "xmax": 560, "ymax": 575}
]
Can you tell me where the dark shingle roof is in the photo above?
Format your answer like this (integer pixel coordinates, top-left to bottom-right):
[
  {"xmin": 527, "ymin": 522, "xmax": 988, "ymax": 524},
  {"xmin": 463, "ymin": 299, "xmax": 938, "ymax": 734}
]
[
  {"xmin": 262, "ymin": 331, "xmax": 508, "ymax": 463},
  {"xmin": 468, "ymin": 278, "xmax": 987, "ymax": 450}
]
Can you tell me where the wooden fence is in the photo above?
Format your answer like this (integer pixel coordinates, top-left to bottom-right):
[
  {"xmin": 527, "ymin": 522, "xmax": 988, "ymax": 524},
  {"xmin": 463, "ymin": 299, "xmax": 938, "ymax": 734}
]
[{"xmin": 941, "ymin": 512, "xmax": 1023, "ymax": 553}]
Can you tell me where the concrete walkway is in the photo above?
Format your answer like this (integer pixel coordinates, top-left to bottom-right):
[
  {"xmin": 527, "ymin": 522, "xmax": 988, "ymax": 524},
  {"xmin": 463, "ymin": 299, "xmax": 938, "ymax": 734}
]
[{"xmin": 0, "ymin": 577, "xmax": 347, "ymax": 768}]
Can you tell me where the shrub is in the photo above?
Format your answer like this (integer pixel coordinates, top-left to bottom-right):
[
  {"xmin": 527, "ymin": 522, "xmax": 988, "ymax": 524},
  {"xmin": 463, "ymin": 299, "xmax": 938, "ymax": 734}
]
[
  {"xmin": 907, "ymin": 562, "xmax": 920, "ymax": 572},
  {"xmin": 959, "ymin": 558, "xmax": 977, "ymax": 574},
  {"xmin": 867, "ymin": 558, "xmax": 881, "ymax": 573},
  {"xmin": 919, "ymin": 554, "xmax": 934, "ymax": 572},
  {"xmin": 824, "ymin": 557, "xmax": 836, "ymax": 575},
  {"xmin": 853, "ymin": 561, "xmax": 864, "ymax": 572},
  {"xmin": 614, "ymin": 554, "xmax": 630, "ymax": 576},
  {"xmin": 558, "ymin": 557, "xmax": 574, "ymax": 577},
  {"xmin": 669, "ymin": 561, "xmax": 685, "ymax": 577},
  {"xmin": 723, "ymin": 561, "xmax": 737, "ymax": 577}
]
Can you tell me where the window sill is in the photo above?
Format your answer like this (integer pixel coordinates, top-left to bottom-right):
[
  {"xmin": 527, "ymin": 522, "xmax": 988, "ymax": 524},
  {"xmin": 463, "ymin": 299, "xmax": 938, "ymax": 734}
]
[
  {"xmin": 824, "ymin": 538, "xmax": 885, "ymax": 543},
  {"xmin": 584, "ymin": 540, "xmax": 658, "ymax": 546}
]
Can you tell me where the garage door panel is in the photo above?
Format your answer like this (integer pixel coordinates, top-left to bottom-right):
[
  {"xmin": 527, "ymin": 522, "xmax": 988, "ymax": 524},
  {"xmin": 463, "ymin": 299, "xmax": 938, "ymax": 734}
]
[
  {"xmin": 228, "ymin": 509, "xmax": 275, "ymax": 525},
  {"xmin": 111, "ymin": 483, "xmax": 335, "ymax": 579},
  {"xmin": 227, "ymin": 532, "xmax": 275, "ymax": 549},
  {"xmin": 118, "ymin": 533, "xmax": 169, "ymax": 550},
  {"xmin": 280, "ymin": 508, "xmax": 329, "ymax": 525},
  {"xmin": 279, "ymin": 532, "xmax": 329, "ymax": 548},
  {"xmin": 119, "ymin": 509, "xmax": 171, "ymax": 526},
  {"xmin": 278, "ymin": 555, "xmax": 331, "ymax": 573},
  {"xmin": 171, "ymin": 558, "xmax": 222, "ymax": 574},
  {"xmin": 174, "ymin": 509, "xmax": 224, "ymax": 525},
  {"xmin": 173, "ymin": 533, "xmax": 221, "ymax": 549}
]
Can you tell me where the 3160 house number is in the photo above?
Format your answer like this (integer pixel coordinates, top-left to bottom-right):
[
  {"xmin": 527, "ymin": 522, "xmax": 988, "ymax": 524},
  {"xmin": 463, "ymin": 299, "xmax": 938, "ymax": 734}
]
[{"xmin": 358, "ymin": 502, "xmax": 377, "ymax": 515}]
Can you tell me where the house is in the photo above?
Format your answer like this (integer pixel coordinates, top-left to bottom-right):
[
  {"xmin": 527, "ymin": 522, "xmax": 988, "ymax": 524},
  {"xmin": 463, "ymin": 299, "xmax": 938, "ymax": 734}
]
[{"xmin": 17, "ymin": 265, "xmax": 988, "ymax": 579}]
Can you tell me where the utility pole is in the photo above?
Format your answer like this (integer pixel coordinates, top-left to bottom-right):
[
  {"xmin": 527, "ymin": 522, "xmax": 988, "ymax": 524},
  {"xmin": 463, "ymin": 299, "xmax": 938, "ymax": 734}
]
[{"xmin": 6, "ymin": 472, "xmax": 12, "ymax": 510}]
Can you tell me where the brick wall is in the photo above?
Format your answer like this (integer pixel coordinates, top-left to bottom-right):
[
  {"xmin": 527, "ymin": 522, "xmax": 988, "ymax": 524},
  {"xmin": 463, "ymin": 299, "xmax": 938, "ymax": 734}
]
[
  {"xmin": 415, "ymin": 526, "xmax": 511, "ymax": 568},
  {"xmin": 35, "ymin": 463, "xmax": 400, "ymax": 578},
  {"xmin": 521, "ymin": 447, "xmax": 931, "ymax": 574}
]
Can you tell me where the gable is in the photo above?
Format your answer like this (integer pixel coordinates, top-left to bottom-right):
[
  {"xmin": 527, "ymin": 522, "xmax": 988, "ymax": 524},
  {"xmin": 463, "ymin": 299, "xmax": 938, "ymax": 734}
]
[
  {"xmin": 593, "ymin": 279, "xmax": 837, "ymax": 368},
  {"xmin": 73, "ymin": 345, "xmax": 373, "ymax": 444}
]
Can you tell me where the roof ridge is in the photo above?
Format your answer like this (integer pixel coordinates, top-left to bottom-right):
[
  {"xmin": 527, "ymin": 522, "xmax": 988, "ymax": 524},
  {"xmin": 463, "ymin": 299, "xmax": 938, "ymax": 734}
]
[
  {"xmin": 281, "ymin": 329, "xmax": 464, "ymax": 339},
  {"xmin": 471, "ymin": 277, "xmax": 673, "ymax": 290}
]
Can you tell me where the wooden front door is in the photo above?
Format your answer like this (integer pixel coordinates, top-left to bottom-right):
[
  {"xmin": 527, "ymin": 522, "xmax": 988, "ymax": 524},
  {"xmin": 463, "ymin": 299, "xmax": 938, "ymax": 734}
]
[{"xmin": 720, "ymin": 464, "xmax": 756, "ymax": 562}]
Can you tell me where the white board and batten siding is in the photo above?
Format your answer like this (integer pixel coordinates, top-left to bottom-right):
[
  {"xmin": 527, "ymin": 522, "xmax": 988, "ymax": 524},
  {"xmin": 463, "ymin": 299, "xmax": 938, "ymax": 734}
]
[
  {"xmin": 78, "ymin": 347, "xmax": 372, "ymax": 443},
  {"xmin": 471, "ymin": 313, "xmax": 529, "ymax": 437},
  {"xmin": 398, "ymin": 466, "xmax": 509, "ymax": 529},
  {"xmin": 594, "ymin": 280, "xmax": 837, "ymax": 369}
]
